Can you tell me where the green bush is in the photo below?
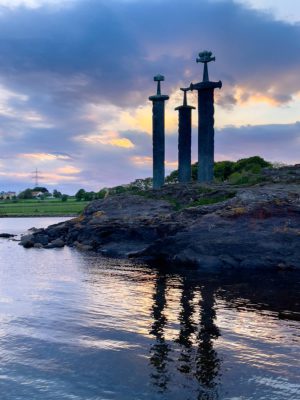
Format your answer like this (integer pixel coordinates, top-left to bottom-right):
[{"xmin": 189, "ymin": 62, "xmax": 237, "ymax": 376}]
[
  {"xmin": 83, "ymin": 191, "xmax": 96, "ymax": 201},
  {"xmin": 114, "ymin": 186, "xmax": 127, "ymax": 194},
  {"xmin": 228, "ymin": 171, "xmax": 266, "ymax": 185},
  {"xmin": 233, "ymin": 156, "xmax": 271, "ymax": 173},
  {"xmin": 214, "ymin": 161, "xmax": 235, "ymax": 181},
  {"xmin": 228, "ymin": 172, "xmax": 250, "ymax": 185},
  {"xmin": 165, "ymin": 156, "xmax": 271, "ymax": 183},
  {"xmin": 97, "ymin": 189, "xmax": 107, "ymax": 199}
]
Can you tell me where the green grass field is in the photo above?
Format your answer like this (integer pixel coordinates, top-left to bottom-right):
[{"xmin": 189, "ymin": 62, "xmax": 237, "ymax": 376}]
[{"xmin": 0, "ymin": 198, "xmax": 90, "ymax": 217}]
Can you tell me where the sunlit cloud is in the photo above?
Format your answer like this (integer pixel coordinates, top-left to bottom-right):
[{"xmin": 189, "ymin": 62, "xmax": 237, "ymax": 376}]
[
  {"xmin": 165, "ymin": 160, "xmax": 178, "ymax": 168},
  {"xmin": 131, "ymin": 156, "xmax": 177, "ymax": 169},
  {"xmin": 234, "ymin": 86, "xmax": 282, "ymax": 106},
  {"xmin": 77, "ymin": 131, "xmax": 135, "ymax": 149},
  {"xmin": 120, "ymin": 107, "xmax": 152, "ymax": 135},
  {"xmin": 55, "ymin": 165, "xmax": 81, "ymax": 174},
  {"xmin": 131, "ymin": 156, "xmax": 152, "ymax": 166},
  {"xmin": 216, "ymin": 96, "xmax": 300, "ymax": 129},
  {"xmin": 18, "ymin": 152, "xmax": 72, "ymax": 161}
]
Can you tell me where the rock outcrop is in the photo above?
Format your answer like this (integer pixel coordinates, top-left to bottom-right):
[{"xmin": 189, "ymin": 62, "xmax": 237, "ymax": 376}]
[
  {"xmin": 20, "ymin": 166, "xmax": 300, "ymax": 270},
  {"xmin": 0, "ymin": 233, "xmax": 16, "ymax": 238}
]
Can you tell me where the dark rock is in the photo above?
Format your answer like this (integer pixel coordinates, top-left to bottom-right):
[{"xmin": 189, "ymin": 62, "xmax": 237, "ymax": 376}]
[
  {"xmin": 0, "ymin": 233, "xmax": 16, "ymax": 238},
  {"xmin": 34, "ymin": 233, "xmax": 49, "ymax": 246},
  {"xmin": 33, "ymin": 243, "xmax": 44, "ymax": 249},
  {"xmin": 28, "ymin": 227, "xmax": 43, "ymax": 233},
  {"xmin": 48, "ymin": 238, "xmax": 65, "ymax": 248},
  {"xmin": 20, "ymin": 234, "xmax": 35, "ymax": 248}
]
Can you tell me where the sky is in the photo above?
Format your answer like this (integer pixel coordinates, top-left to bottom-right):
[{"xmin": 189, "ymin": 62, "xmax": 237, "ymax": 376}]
[{"xmin": 0, "ymin": 0, "xmax": 299, "ymax": 194}]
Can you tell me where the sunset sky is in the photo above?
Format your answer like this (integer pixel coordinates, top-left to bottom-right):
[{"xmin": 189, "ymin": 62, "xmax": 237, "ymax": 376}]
[{"xmin": 0, "ymin": 0, "xmax": 299, "ymax": 193}]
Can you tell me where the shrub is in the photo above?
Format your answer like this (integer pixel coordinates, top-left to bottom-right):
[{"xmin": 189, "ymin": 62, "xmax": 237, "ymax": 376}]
[
  {"xmin": 165, "ymin": 156, "xmax": 271, "ymax": 183},
  {"xmin": 233, "ymin": 156, "xmax": 271, "ymax": 173},
  {"xmin": 97, "ymin": 189, "xmax": 107, "ymax": 199},
  {"xmin": 114, "ymin": 186, "xmax": 127, "ymax": 194},
  {"xmin": 214, "ymin": 161, "xmax": 235, "ymax": 181}
]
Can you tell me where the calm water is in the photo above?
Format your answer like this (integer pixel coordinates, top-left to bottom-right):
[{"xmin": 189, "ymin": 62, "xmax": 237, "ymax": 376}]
[{"xmin": 0, "ymin": 218, "xmax": 299, "ymax": 400}]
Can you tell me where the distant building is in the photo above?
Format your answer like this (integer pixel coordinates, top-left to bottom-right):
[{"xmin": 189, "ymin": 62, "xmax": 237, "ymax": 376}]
[
  {"xmin": 31, "ymin": 191, "xmax": 45, "ymax": 198},
  {"xmin": 0, "ymin": 191, "xmax": 16, "ymax": 199}
]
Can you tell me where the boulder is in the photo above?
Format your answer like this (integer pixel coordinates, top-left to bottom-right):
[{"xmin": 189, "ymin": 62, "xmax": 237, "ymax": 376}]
[
  {"xmin": 20, "ymin": 234, "xmax": 34, "ymax": 248},
  {"xmin": 48, "ymin": 238, "xmax": 65, "ymax": 248}
]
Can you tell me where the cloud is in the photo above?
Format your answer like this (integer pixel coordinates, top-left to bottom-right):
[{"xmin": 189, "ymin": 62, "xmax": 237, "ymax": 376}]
[
  {"xmin": 0, "ymin": 0, "xmax": 299, "ymax": 192},
  {"xmin": 0, "ymin": 0, "xmax": 299, "ymax": 108},
  {"xmin": 77, "ymin": 132, "xmax": 135, "ymax": 149},
  {"xmin": 215, "ymin": 122, "xmax": 300, "ymax": 164},
  {"xmin": 18, "ymin": 152, "xmax": 72, "ymax": 161},
  {"xmin": 55, "ymin": 165, "xmax": 81, "ymax": 174}
]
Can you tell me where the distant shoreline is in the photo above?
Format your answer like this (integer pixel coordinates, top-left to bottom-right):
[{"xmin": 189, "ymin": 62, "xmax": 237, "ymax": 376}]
[{"xmin": 0, "ymin": 198, "xmax": 89, "ymax": 218}]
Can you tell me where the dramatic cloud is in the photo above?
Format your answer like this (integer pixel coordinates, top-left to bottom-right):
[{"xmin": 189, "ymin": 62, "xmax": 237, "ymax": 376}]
[{"xmin": 0, "ymin": 0, "xmax": 299, "ymax": 192}]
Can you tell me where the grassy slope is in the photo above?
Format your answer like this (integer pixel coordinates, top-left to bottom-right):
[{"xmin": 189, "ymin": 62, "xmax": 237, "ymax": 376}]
[{"xmin": 0, "ymin": 198, "xmax": 90, "ymax": 217}]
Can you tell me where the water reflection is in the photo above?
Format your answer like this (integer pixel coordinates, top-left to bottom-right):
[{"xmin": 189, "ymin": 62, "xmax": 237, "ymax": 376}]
[
  {"xmin": 177, "ymin": 276, "xmax": 197, "ymax": 375},
  {"xmin": 149, "ymin": 273, "xmax": 222, "ymax": 399},
  {"xmin": 150, "ymin": 273, "xmax": 170, "ymax": 391},
  {"xmin": 196, "ymin": 285, "xmax": 220, "ymax": 400}
]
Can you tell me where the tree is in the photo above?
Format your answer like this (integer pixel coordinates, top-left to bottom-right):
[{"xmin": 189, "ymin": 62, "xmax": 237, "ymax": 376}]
[
  {"xmin": 75, "ymin": 189, "xmax": 86, "ymax": 201},
  {"xmin": 61, "ymin": 194, "xmax": 68, "ymax": 202},
  {"xmin": 18, "ymin": 188, "xmax": 33, "ymax": 199},
  {"xmin": 53, "ymin": 189, "xmax": 62, "ymax": 198},
  {"xmin": 83, "ymin": 191, "xmax": 96, "ymax": 201},
  {"xmin": 97, "ymin": 189, "xmax": 108, "ymax": 199}
]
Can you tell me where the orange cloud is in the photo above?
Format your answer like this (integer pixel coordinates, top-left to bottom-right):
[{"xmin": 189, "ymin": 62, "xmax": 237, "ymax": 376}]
[
  {"xmin": 131, "ymin": 156, "xmax": 152, "ymax": 166},
  {"xmin": 165, "ymin": 160, "xmax": 178, "ymax": 168},
  {"xmin": 77, "ymin": 132, "xmax": 134, "ymax": 149},
  {"xmin": 109, "ymin": 138, "xmax": 135, "ymax": 148},
  {"xmin": 234, "ymin": 86, "xmax": 280, "ymax": 106},
  {"xmin": 131, "ymin": 156, "xmax": 177, "ymax": 169},
  {"xmin": 120, "ymin": 107, "xmax": 152, "ymax": 134},
  {"xmin": 55, "ymin": 166, "xmax": 81, "ymax": 174}
]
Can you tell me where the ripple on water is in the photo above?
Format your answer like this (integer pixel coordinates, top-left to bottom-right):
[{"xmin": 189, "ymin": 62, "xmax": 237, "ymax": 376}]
[{"xmin": 0, "ymin": 218, "xmax": 299, "ymax": 400}]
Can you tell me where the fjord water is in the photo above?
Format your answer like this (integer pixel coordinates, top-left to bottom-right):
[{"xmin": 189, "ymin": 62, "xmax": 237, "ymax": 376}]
[{"xmin": 0, "ymin": 218, "xmax": 299, "ymax": 400}]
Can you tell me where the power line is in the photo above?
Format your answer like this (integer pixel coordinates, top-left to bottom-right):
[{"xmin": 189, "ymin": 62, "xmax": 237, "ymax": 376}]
[{"xmin": 32, "ymin": 168, "xmax": 42, "ymax": 187}]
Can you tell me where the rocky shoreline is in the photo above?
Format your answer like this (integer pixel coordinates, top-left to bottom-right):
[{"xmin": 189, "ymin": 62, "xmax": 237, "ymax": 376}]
[{"xmin": 20, "ymin": 166, "xmax": 300, "ymax": 270}]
